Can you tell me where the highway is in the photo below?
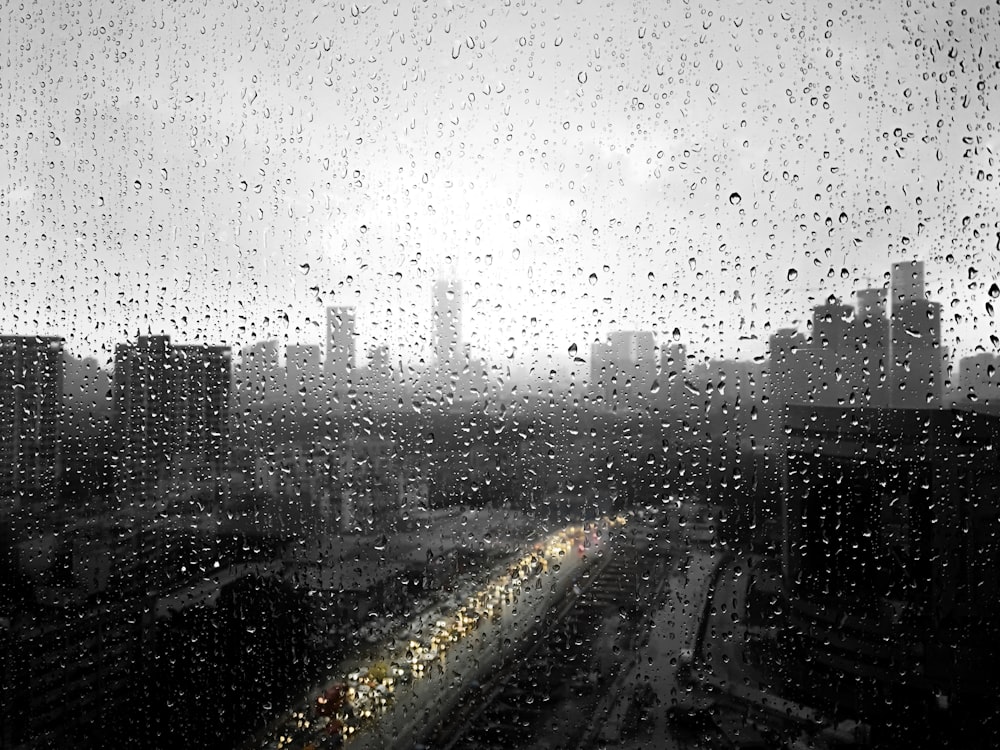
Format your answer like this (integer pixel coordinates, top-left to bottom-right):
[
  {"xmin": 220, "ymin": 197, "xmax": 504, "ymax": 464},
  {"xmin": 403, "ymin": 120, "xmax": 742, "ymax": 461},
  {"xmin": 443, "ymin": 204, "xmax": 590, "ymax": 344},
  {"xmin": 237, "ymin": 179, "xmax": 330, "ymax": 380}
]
[{"xmin": 257, "ymin": 517, "xmax": 625, "ymax": 750}]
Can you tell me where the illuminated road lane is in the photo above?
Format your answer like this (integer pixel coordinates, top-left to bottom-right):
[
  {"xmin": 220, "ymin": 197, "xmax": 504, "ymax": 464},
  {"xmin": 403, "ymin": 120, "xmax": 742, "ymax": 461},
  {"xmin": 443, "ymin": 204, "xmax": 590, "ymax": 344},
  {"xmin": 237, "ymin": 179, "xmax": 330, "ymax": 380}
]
[{"xmin": 260, "ymin": 518, "xmax": 624, "ymax": 750}]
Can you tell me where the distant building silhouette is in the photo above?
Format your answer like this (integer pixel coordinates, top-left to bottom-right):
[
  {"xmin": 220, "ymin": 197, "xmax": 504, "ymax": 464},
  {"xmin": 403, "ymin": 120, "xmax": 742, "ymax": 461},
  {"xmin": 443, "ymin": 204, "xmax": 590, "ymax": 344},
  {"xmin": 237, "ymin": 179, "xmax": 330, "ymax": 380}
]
[
  {"xmin": 115, "ymin": 335, "xmax": 232, "ymax": 506},
  {"xmin": 0, "ymin": 336, "xmax": 64, "ymax": 512},
  {"xmin": 173, "ymin": 344, "xmax": 232, "ymax": 473},
  {"xmin": 114, "ymin": 335, "xmax": 176, "ymax": 505},
  {"xmin": 285, "ymin": 343, "xmax": 321, "ymax": 398},
  {"xmin": 852, "ymin": 287, "xmax": 890, "ymax": 407},
  {"xmin": 767, "ymin": 327, "xmax": 808, "ymax": 423},
  {"xmin": 766, "ymin": 261, "xmax": 945, "ymax": 418},
  {"xmin": 238, "ymin": 339, "xmax": 280, "ymax": 408},
  {"xmin": 889, "ymin": 260, "xmax": 944, "ymax": 407},
  {"xmin": 325, "ymin": 305, "xmax": 356, "ymax": 382},
  {"xmin": 432, "ymin": 280, "xmax": 463, "ymax": 367},
  {"xmin": 590, "ymin": 331, "xmax": 657, "ymax": 412},
  {"xmin": 958, "ymin": 352, "xmax": 1000, "ymax": 412}
]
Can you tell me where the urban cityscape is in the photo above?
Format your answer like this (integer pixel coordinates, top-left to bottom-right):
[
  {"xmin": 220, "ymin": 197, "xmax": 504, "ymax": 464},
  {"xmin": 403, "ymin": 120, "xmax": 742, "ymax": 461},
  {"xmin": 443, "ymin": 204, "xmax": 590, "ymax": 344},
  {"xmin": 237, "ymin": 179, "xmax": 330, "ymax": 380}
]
[
  {"xmin": 4, "ymin": 1, "xmax": 1000, "ymax": 749},
  {"xmin": 3, "ymin": 257, "xmax": 1000, "ymax": 748}
]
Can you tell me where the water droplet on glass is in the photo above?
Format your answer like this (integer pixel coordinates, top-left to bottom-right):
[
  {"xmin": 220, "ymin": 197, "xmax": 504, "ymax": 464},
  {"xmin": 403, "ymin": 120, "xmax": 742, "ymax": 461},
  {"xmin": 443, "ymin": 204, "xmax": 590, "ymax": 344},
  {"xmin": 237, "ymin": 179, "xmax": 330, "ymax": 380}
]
[
  {"xmin": 729, "ymin": 191, "xmax": 741, "ymax": 205},
  {"xmin": 588, "ymin": 273, "xmax": 598, "ymax": 285},
  {"xmin": 787, "ymin": 268, "xmax": 798, "ymax": 281},
  {"xmin": 577, "ymin": 71, "xmax": 588, "ymax": 84}
]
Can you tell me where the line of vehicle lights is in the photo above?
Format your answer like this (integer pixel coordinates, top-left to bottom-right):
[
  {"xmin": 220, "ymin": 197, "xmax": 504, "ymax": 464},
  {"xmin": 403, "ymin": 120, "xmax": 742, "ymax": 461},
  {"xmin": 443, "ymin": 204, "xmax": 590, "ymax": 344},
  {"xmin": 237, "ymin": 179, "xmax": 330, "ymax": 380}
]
[{"xmin": 271, "ymin": 515, "xmax": 627, "ymax": 749}]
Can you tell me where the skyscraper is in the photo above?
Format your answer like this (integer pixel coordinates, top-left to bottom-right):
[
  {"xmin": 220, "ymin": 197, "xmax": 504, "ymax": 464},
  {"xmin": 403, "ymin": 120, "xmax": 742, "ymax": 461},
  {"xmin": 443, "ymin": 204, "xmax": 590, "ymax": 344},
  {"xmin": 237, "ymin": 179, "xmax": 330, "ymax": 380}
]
[
  {"xmin": 958, "ymin": 353, "xmax": 1000, "ymax": 411},
  {"xmin": 810, "ymin": 297, "xmax": 854, "ymax": 353},
  {"xmin": 326, "ymin": 305, "xmax": 356, "ymax": 380},
  {"xmin": 432, "ymin": 280, "xmax": 463, "ymax": 366},
  {"xmin": 173, "ymin": 344, "xmax": 232, "ymax": 470},
  {"xmin": 889, "ymin": 261, "xmax": 943, "ymax": 407},
  {"xmin": 890, "ymin": 260, "xmax": 925, "ymax": 308},
  {"xmin": 114, "ymin": 335, "xmax": 176, "ymax": 505},
  {"xmin": 589, "ymin": 331, "xmax": 657, "ymax": 412},
  {"xmin": 285, "ymin": 343, "xmax": 322, "ymax": 397},
  {"xmin": 853, "ymin": 287, "xmax": 890, "ymax": 407},
  {"xmin": 0, "ymin": 336, "xmax": 64, "ymax": 511},
  {"xmin": 115, "ymin": 335, "xmax": 233, "ymax": 505},
  {"xmin": 237, "ymin": 339, "xmax": 280, "ymax": 408}
]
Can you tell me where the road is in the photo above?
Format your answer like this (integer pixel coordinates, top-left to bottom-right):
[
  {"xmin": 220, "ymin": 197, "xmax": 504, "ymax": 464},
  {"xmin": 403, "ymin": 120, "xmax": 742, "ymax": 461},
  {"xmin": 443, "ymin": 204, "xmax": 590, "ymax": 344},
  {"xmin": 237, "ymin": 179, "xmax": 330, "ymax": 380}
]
[{"xmin": 255, "ymin": 518, "xmax": 624, "ymax": 750}]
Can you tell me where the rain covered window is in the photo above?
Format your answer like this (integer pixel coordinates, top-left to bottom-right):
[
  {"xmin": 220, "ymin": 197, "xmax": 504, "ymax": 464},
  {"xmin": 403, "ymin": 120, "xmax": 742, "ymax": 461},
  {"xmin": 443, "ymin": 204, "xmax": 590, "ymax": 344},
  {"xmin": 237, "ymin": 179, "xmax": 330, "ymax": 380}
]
[{"xmin": 2, "ymin": 2, "xmax": 1000, "ymax": 749}]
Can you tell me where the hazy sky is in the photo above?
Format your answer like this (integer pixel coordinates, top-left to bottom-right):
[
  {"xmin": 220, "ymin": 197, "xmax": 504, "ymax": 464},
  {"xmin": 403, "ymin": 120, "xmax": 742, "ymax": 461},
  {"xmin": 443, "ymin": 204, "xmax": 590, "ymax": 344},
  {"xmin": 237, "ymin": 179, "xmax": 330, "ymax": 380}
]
[{"xmin": 3, "ymin": 0, "xmax": 999, "ymax": 371}]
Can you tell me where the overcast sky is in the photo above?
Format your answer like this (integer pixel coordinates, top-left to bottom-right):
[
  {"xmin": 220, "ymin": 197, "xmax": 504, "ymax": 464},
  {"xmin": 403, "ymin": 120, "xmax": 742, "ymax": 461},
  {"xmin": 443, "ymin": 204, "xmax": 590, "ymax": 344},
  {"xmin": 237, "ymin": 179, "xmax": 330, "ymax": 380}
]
[{"xmin": 3, "ymin": 0, "xmax": 999, "ymax": 372}]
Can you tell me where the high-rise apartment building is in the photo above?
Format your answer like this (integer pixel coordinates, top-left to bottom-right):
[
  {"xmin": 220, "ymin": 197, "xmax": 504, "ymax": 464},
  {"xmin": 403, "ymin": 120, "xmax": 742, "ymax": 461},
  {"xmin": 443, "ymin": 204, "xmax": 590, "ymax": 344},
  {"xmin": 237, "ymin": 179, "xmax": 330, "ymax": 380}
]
[
  {"xmin": 238, "ymin": 339, "xmax": 280, "ymax": 407},
  {"xmin": 958, "ymin": 353, "xmax": 1000, "ymax": 411},
  {"xmin": 115, "ymin": 335, "xmax": 176, "ymax": 505},
  {"xmin": 0, "ymin": 336, "xmax": 64, "ymax": 511},
  {"xmin": 590, "ymin": 331, "xmax": 657, "ymax": 412},
  {"xmin": 432, "ymin": 280, "xmax": 463, "ymax": 366},
  {"xmin": 889, "ymin": 261, "xmax": 943, "ymax": 408},
  {"xmin": 285, "ymin": 343, "xmax": 322, "ymax": 394},
  {"xmin": 115, "ymin": 335, "xmax": 232, "ymax": 505},
  {"xmin": 325, "ymin": 305, "xmax": 356, "ymax": 379},
  {"xmin": 173, "ymin": 344, "xmax": 231, "ymax": 469},
  {"xmin": 853, "ymin": 287, "xmax": 890, "ymax": 407}
]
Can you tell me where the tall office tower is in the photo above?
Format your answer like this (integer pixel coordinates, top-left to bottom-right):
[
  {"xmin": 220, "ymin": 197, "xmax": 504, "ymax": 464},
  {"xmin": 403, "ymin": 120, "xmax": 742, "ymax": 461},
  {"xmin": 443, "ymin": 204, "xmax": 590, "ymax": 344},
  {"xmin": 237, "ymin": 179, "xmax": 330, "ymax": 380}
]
[
  {"xmin": 590, "ymin": 339, "xmax": 612, "ymax": 408},
  {"xmin": 659, "ymin": 342, "xmax": 687, "ymax": 410},
  {"xmin": 853, "ymin": 287, "xmax": 890, "ymax": 406},
  {"xmin": 765, "ymin": 328, "xmax": 809, "ymax": 434},
  {"xmin": 325, "ymin": 305, "xmax": 356, "ymax": 379},
  {"xmin": 958, "ymin": 353, "xmax": 1000, "ymax": 411},
  {"xmin": 114, "ymin": 335, "xmax": 177, "ymax": 505},
  {"xmin": 810, "ymin": 297, "xmax": 854, "ymax": 353},
  {"xmin": 285, "ymin": 343, "xmax": 322, "ymax": 395},
  {"xmin": 0, "ymin": 336, "xmax": 64, "ymax": 511},
  {"xmin": 889, "ymin": 261, "xmax": 943, "ymax": 407},
  {"xmin": 237, "ymin": 339, "xmax": 280, "ymax": 408},
  {"xmin": 173, "ymin": 344, "xmax": 231, "ymax": 470},
  {"xmin": 432, "ymin": 280, "xmax": 463, "ymax": 366},
  {"xmin": 891, "ymin": 260, "xmax": 925, "ymax": 307},
  {"xmin": 590, "ymin": 331, "xmax": 656, "ymax": 411}
]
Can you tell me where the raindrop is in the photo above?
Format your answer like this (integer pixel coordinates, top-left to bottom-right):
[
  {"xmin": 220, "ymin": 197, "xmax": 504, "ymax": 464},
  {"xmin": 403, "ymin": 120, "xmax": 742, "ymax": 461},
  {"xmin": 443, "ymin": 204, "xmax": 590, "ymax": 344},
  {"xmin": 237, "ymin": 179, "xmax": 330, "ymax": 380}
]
[
  {"xmin": 729, "ymin": 191, "xmax": 741, "ymax": 205},
  {"xmin": 989, "ymin": 283, "xmax": 999, "ymax": 299},
  {"xmin": 588, "ymin": 273, "xmax": 598, "ymax": 285},
  {"xmin": 577, "ymin": 71, "xmax": 588, "ymax": 84},
  {"xmin": 568, "ymin": 343, "xmax": 578, "ymax": 357},
  {"xmin": 787, "ymin": 268, "xmax": 798, "ymax": 281}
]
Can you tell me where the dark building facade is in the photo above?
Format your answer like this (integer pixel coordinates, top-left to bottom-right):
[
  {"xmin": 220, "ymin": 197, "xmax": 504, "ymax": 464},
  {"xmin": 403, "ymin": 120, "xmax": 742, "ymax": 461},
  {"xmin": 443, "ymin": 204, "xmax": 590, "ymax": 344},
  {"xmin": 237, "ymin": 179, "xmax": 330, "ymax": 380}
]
[
  {"xmin": 590, "ymin": 330, "xmax": 657, "ymax": 412},
  {"xmin": 781, "ymin": 404, "xmax": 1000, "ymax": 721},
  {"xmin": 889, "ymin": 261, "xmax": 944, "ymax": 408},
  {"xmin": 325, "ymin": 305, "xmax": 356, "ymax": 382},
  {"xmin": 114, "ymin": 335, "xmax": 176, "ymax": 505},
  {"xmin": 115, "ymin": 335, "xmax": 232, "ymax": 506},
  {"xmin": 958, "ymin": 352, "xmax": 1000, "ymax": 412},
  {"xmin": 0, "ymin": 336, "xmax": 64, "ymax": 512},
  {"xmin": 432, "ymin": 279, "xmax": 463, "ymax": 367}
]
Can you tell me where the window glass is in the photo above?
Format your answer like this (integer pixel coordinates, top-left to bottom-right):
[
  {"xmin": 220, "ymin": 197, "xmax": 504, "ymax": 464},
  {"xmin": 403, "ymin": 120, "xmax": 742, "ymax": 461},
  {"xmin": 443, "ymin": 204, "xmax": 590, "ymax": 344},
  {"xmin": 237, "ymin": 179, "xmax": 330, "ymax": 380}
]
[{"xmin": 2, "ymin": 2, "xmax": 999, "ymax": 749}]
